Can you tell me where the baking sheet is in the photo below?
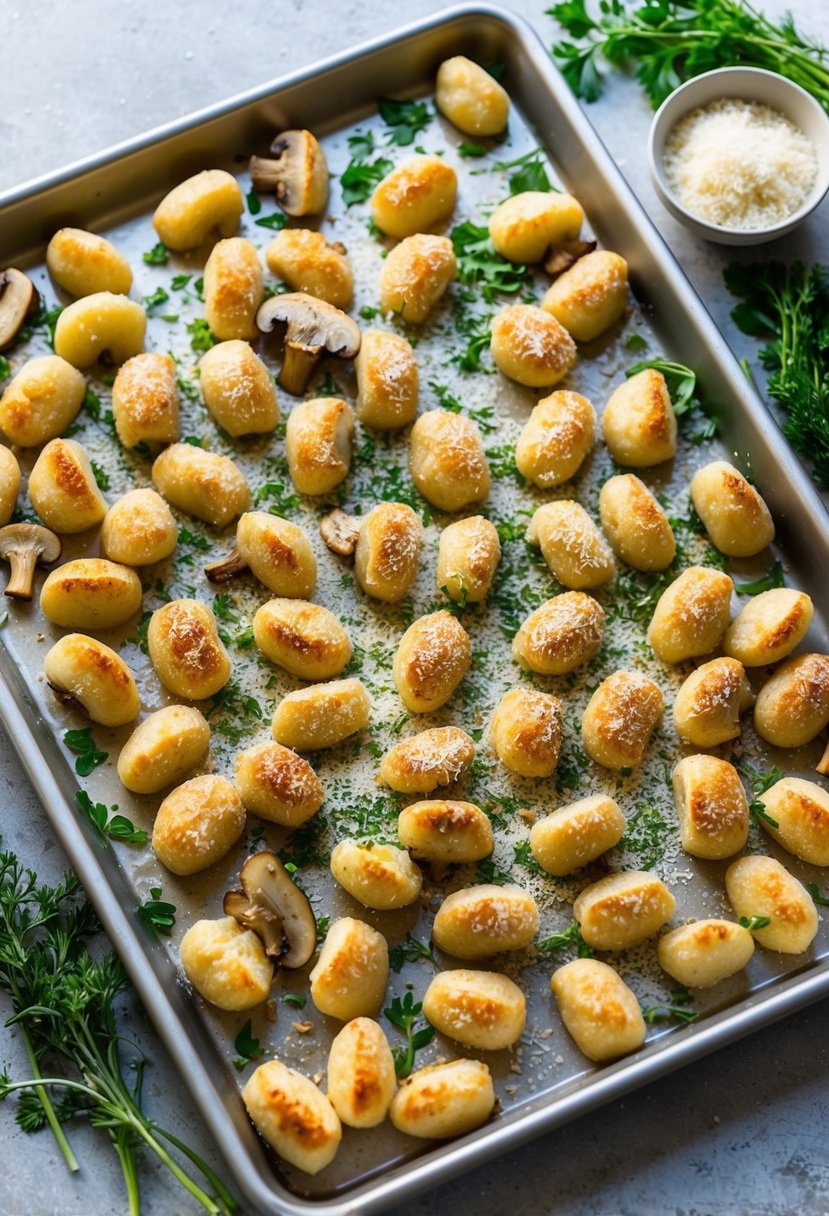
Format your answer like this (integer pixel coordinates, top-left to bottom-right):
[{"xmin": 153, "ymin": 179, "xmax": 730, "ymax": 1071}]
[{"xmin": 1, "ymin": 5, "xmax": 828, "ymax": 1214}]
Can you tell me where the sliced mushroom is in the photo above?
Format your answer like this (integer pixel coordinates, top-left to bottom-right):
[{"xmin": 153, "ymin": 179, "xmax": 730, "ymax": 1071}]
[
  {"xmin": 543, "ymin": 238, "xmax": 597, "ymax": 279},
  {"xmin": 320, "ymin": 508, "xmax": 360, "ymax": 557},
  {"xmin": 0, "ymin": 523, "xmax": 62, "ymax": 600},
  {"xmin": 256, "ymin": 293, "xmax": 361, "ymax": 396},
  {"xmin": 225, "ymin": 851, "xmax": 316, "ymax": 970},
  {"xmin": 204, "ymin": 549, "xmax": 248, "ymax": 583},
  {"xmin": 0, "ymin": 269, "xmax": 41, "ymax": 351},
  {"xmin": 249, "ymin": 129, "xmax": 329, "ymax": 217}
]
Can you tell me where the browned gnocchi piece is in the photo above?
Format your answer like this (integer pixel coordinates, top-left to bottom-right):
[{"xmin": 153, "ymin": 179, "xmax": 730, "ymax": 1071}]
[
  {"xmin": 379, "ymin": 726, "xmax": 475, "ymax": 794},
  {"xmin": 242, "ymin": 1060, "xmax": 341, "ymax": 1176},
  {"xmin": 234, "ymin": 740, "xmax": 323, "ymax": 827},
  {"xmin": 40, "ymin": 558, "xmax": 142, "ymax": 629},
  {"xmin": 0, "ymin": 355, "xmax": 86, "ymax": 447},
  {"xmin": 253, "ymin": 598, "xmax": 350, "ymax": 680},
  {"xmin": 723, "ymin": 588, "xmax": 812, "ymax": 667},
  {"xmin": 54, "ymin": 293, "xmax": 147, "ymax": 369},
  {"xmin": 725, "ymin": 855, "xmax": 818, "ymax": 954},
  {"xmin": 354, "ymin": 329, "xmax": 418, "ymax": 430},
  {"xmin": 581, "ymin": 670, "xmax": 663, "ymax": 769},
  {"xmin": 753, "ymin": 653, "xmax": 829, "ymax": 747},
  {"xmin": 602, "ymin": 368, "xmax": 677, "ymax": 467},
  {"xmin": 436, "ymin": 515, "xmax": 500, "ymax": 604},
  {"xmin": 393, "ymin": 610, "xmax": 471, "ymax": 713},
  {"xmin": 371, "ymin": 156, "xmax": 457, "ymax": 238},
  {"xmin": 147, "ymin": 598, "xmax": 231, "ymax": 700},
  {"xmin": 397, "ymin": 799, "xmax": 493, "ymax": 863},
  {"xmin": 646, "ymin": 566, "xmax": 734, "ymax": 664},
  {"xmin": 152, "ymin": 169, "xmax": 244, "ymax": 250},
  {"xmin": 542, "ymin": 250, "xmax": 629, "ymax": 342},
  {"xmin": 309, "ymin": 916, "xmax": 389, "ymax": 1019},
  {"xmin": 180, "ymin": 917, "xmax": 273, "ymax": 1011},
  {"xmin": 265, "ymin": 229, "xmax": 353, "ymax": 310},
  {"xmin": 423, "ymin": 969, "xmax": 526, "ymax": 1050},
  {"xmin": 152, "ymin": 443, "xmax": 250, "ymax": 528},
  {"xmin": 286, "ymin": 396, "xmax": 353, "ymax": 495},
  {"xmin": 409, "ymin": 409, "xmax": 490, "ymax": 511},
  {"xmin": 527, "ymin": 500, "xmax": 615, "ymax": 589},
  {"xmin": 229, "ymin": 512, "xmax": 317, "ymax": 598},
  {"xmin": 690, "ymin": 460, "xmax": 774, "ymax": 557},
  {"xmin": 44, "ymin": 634, "xmax": 139, "ymax": 727},
  {"xmin": 490, "ymin": 686, "xmax": 562, "ymax": 778},
  {"xmin": 435, "ymin": 55, "xmax": 509, "ymax": 136},
  {"xmin": 101, "ymin": 488, "xmax": 178, "ymax": 566},
  {"xmin": 152, "ymin": 774, "xmax": 245, "ymax": 876},
  {"xmin": 28, "ymin": 438, "xmax": 107, "ymax": 534},
  {"xmin": 330, "ymin": 841, "xmax": 422, "ymax": 910},
  {"xmin": 432, "ymin": 885, "xmax": 539, "ymax": 958},
  {"xmin": 117, "ymin": 705, "xmax": 210, "ymax": 794},
  {"xmin": 755, "ymin": 776, "xmax": 829, "ymax": 866},
  {"xmin": 529, "ymin": 794, "xmax": 626, "ymax": 877},
  {"xmin": 203, "ymin": 237, "xmax": 264, "ymax": 341},
  {"xmin": 515, "ymin": 390, "xmax": 596, "ymax": 489},
  {"xmin": 326, "ymin": 1018, "xmax": 396, "ymax": 1129},
  {"xmin": 658, "ymin": 920, "xmax": 755, "ymax": 990},
  {"xmin": 198, "ymin": 341, "xmax": 279, "ymax": 437},
  {"xmin": 672, "ymin": 754, "xmax": 749, "ymax": 860},
  {"xmin": 551, "ymin": 959, "xmax": 646, "ymax": 1061},
  {"xmin": 573, "ymin": 871, "xmax": 675, "ymax": 951},
  {"xmin": 490, "ymin": 303, "xmax": 577, "ymax": 388},
  {"xmin": 0, "ymin": 446, "xmax": 20, "ymax": 524},
  {"xmin": 598, "ymin": 473, "xmax": 676, "ymax": 572},
  {"xmin": 512, "ymin": 591, "xmax": 605, "ymax": 675},
  {"xmin": 272, "ymin": 678, "xmax": 371, "ymax": 751},
  {"xmin": 46, "ymin": 227, "xmax": 133, "ymax": 297},
  {"xmin": 354, "ymin": 502, "xmax": 423, "ymax": 602},
  {"xmin": 489, "ymin": 192, "xmax": 584, "ymax": 264},
  {"xmin": 673, "ymin": 657, "xmax": 754, "ymax": 748},
  {"xmin": 378, "ymin": 234, "xmax": 456, "ymax": 324},
  {"xmin": 112, "ymin": 352, "xmax": 180, "ymax": 450},
  {"xmin": 390, "ymin": 1059, "xmax": 495, "ymax": 1140}
]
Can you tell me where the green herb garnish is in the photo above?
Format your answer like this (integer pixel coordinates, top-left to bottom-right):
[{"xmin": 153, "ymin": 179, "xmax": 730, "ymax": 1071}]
[
  {"xmin": 142, "ymin": 242, "xmax": 169, "ymax": 265},
  {"xmin": 341, "ymin": 132, "xmax": 393, "ymax": 206},
  {"xmin": 451, "ymin": 222, "xmax": 532, "ymax": 302},
  {"xmin": 537, "ymin": 920, "xmax": 594, "ymax": 958},
  {"xmin": 186, "ymin": 318, "xmax": 216, "ymax": 353},
  {"xmin": 90, "ymin": 460, "xmax": 110, "ymax": 491},
  {"xmin": 75, "ymin": 791, "xmax": 147, "ymax": 844},
  {"xmin": 0, "ymin": 356, "xmax": 10, "ymax": 381},
  {"xmin": 740, "ymin": 914, "xmax": 772, "ymax": 931},
  {"xmin": 137, "ymin": 887, "xmax": 176, "ymax": 937},
  {"xmin": 378, "ymin": 96, "xmax": 433, "ymax": 145},
  {"xmin": 738, "ymin": 764, "xmax": 782, "ymax": 829},
  {"xmin": 494, "ymin": 147, "xmax": 554, "ymax": 194},
  {"xmin": 807, "ymin": 883, "xmax": 829, "ymax": 908},
  {"xmin": 283, "ymin": 993, "xmax": 307, "ymax": 1008},
  {"xmin": 384, "ymin": 992, "xmax": 435, "ymax": 1077},
  {"xmin": 63, "ymin": 728, "xmax": 107, "ymax": 777},
  {"xmin": 641, "ymin": 988, "xmax": 697, "ymax": 1025},
  {"xmin": 458, "ymin": 142, "xmax": 487, "ymax": 158},
  {"xmin": 255, "ymin": 213, "xmax": 287, "ymax": 230},
  {"xmin": 388, "ymin": 934, "xmax": 437, "ymax": 973},
  {"xmin": 143, "ymin": 286, "xmax": 170, "ymax": 314},
  {"xmin": 735, "ymin": 562, "xmax": 785, "ymax": 596}
]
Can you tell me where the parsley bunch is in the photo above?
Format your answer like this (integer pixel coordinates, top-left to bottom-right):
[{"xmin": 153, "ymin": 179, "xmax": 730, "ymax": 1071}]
[
  {"xmin": 451, "ymin": 222, "xmax": 533, "ymax": 303},
  {"xmin": 549, "ymin": 0, "xmax": 829, "ymax": 111}
]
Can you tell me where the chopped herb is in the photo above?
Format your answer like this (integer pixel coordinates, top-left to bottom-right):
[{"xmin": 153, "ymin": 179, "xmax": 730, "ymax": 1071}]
[
  {"xmin": 740, "ymin": 915, "xmax": 772, "ymax": 931},
  {"xmin": 89, "ymin": 460, "xmax": 110, "ymax": 491},
  {"xmin": 276, "ymin": 813, "xmax": 329, "ymax": 870},
  {"xmin": 494, "ymin": 147, "xmax": 554, "ymax": 195},
  {"xmin": 232, "ymin": 1020, "xmax": 264, "ymax": 1069},
  {"xmin": 234, "ymin": 625, "xmax": 255, "ymax": 649},
  {"xmin": 82, "ymin": 387, "xmax": 101, "ymax": 420},
  {"xmin": 735, "ymin": 561, "xmax": 785, "ymax": 596},
  {"xmin": 451, "ymin": 221, "xmax": 532, "ymax": 302},
  {"xmin": 246, "ymin": 189, "xmax": 262, "ymax": 215},
  {"xmin": 316, "ymin": 915, "xmax": 331, "ymax": 939},
  {"xmin": 452, "ymin": 309, "xmax": 493, "ymax": 373},
  {"xmin": 143, "ymin": 286, "xmax": 170, "ymax": 314},
  {"xmin": 282, "ymin": 993, "xmax": 307, "ymax": 1008},
  {"xmin": 359, "ymin": 305, "xmax": 380, "ymax": 320},
  {"xmin": 171, "ymin": 273, "xmax": 193, "ymax": 290},
  {"xmin": 74, "ymin": 790, "xmax": 147, "ymax": 844},
  {"xmin": 211, "ymin": 593, "xmax": 239, "ymax": 623},
  {"xmin": 255, "ymin": 212, "xmax": 287, "ymax": 230},
  {"xmin": 624, "ymin": 332, "xmax": 648, "ymax": 352},
  {"xmin": 641, "ymin": 989, "xmax": 697, "ymax": 1025},
  {"xmin": 176, "ymin": 373, "xmax": 200, "ymax": 402},
  {"xmin": 621, "ymin": 803, "xmax": 669, "ymax": 870},
  {"xmin": 63, "ymin": 728, "xmax": 107, "ymax": 777},
  {"xmin": 537, "ymin": 920, "xmax": 594, "ymax": 958},
  {"xmin": 485, "ymin": 441, "xmax": 522, "ymax": 481},
  {"xmin": 137, "ymin": 887, "xmax": 176, "ymax": 937},
  {"xmin": 458, "ymin": 142, "xmax": 488, "ymax": 158},
  {"xmin": 179, "ymin": 526, "xmax": 212, "ymax": 552},
  {"xmin": 0, "ymin": 356, "xmax": 10, "ymax": 381},
  {"xmin": 187, "ymin": 318, "xmax": 216, "ymax": 352},
  {"xmin": 182, "ymin": 434, "xmax": 205, "ymax": 446},
  {"xmin": 487, "ymin": 61, "xmax": 506, "ymax": 81},
  {"xmin": 341, "ymin": 132, "xmax": 394, "ymax": 206},
  {"xmin": 807, "ymin": 882, "xmax": 829, "ymax": 908},
  {"xmin": 384, "ymin": 992, "xmax": 435, "ymax": 1077},
  {"xmin": 513, "ymin": 840, "xmax": 544, "ymax": 875},
  {"xmin": 124, "ymin": 610, "xmax": 151, "ymax": 655},
  {"xmin": 378, "ymin": 96, "xmax": 433, "ymax": 146},
  {"xmin": 142, "ymin": 242, "xmax": 169, "ymax": 266},
  {"xmin": 388, "ymin": 934, "xmax": 437, "ymax": 973},
  {"xmin": 193, "ymin": 276, "xmax": 205, "ymax": 301},
  {"xmin": 207, "ymin": 680, "xmax": 263, "ymax": 745},
  {"xmin": 0, "ymin": 613, "xmax": 7, "ymax": 629},
  {"xmin": 738, "ymin": 764, "xmax": 782, "ymax": 829},
  {"xmin": 255, "ymin": 479, "xmax": 301, "ymax": 515},
  {"xmin": 473, "ymin": 857, "xmax": 513, "ymax": 886}
]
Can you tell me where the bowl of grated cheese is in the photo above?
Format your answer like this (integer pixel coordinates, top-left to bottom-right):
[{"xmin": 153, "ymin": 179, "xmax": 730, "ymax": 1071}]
[{"xmin": 648, "ymin": 67, "xmax": 829, "ymax": 245}]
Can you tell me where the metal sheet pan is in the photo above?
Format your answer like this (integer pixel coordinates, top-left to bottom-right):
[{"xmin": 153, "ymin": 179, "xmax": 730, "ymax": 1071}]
[{"xmin": 1, "ymin": 5, "xmax": 828, "ymax": 1214}]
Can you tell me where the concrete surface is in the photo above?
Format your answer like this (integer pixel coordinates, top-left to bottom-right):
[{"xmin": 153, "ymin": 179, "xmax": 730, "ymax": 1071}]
[{"xmin": 1, "ymin": 1, "xmax": 828, "ymax": 1214}]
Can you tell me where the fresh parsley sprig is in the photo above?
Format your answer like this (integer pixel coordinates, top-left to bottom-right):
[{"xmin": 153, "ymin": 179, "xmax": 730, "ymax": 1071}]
[
  {"xmin": 63, "ymin": 728, "xmax": 107, "ymax": 777},
  {"xmin": 740, "ymin": 914, "xmax": 772, "ymax": 931},
  {"xmin": 232, "ymin": 1021, "xmax": 264, "ymax": 1069},
  {"xmin": 388, "ymin": 934, "xmax": 437, "ymax": 974},
  {"xmin": 137, "ymin": 887, "xmax": 176, "ymax": 937},
  {"xmin": 641, "ymin": 988, "xmax": 697, "ymax": 1025},
  {"xmin": 378, "ymin": 97, "xmax": 433, "ymax": 146},
  {"xmin": 738, "ymin": 764, "xmax": 783, "ymax": 830},
  {"xmin": 735, "ymin": 562, "xmax": 785, "ymax": 596},
  {"xmin": 808, "ymin": 883, "xmax": 829, "ymax": 908},
  {"xmin": 384, "ymin": 992, "xmax": 435, "ymax": 1077},
  {"xmin": 451, "ymin": 222, "xmax": 533, "ymax": 303},
  {"xmin": 75, "ymin": 791, "xmax": 148, "ymax": 844},
  {"xmin": 537, "ymin": 920, "xmax": 594, "ymax": 958},
  {"xmin": 493, "ymin": 147, "xmax": 554, "ymax": 195},
  {"xmin": 341, "ymin": 132, "xmax": 393, "ymax": 206}
]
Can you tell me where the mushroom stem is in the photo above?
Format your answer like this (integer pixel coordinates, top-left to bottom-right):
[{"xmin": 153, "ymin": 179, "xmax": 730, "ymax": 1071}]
[
  {"xmin": 0, "ymin": 523, "xmax": 62, "ymax": 600},
  {"xmin": 543, "ymin": 238, "xmax": 597, "ymax": 279},
  {"xmin": 204, "ymin": 550, "xmax": 250, "ymax": 583},
  {"xmin": 816, "ymin": 738, "xmax": 829, "ymax": 776},
  {"xmin": 280, "ymin": 341, "xmax": 321, "ymax": 395},
  {"xmin": 5, "ymin": 547, "xmax": 40, "ymax": 599}
]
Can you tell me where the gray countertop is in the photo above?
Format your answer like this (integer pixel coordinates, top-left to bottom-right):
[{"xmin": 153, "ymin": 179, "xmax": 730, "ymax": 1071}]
[{"xmin": 1, "ymin": 2, "xmax": 828, "ymax": 1213}]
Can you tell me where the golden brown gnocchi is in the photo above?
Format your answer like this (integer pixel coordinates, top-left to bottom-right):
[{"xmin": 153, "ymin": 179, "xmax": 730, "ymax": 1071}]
[
  {"xmin": 542, "ymin": 250, "xmax": 629, "ymax": 342},
  {"xmin": 152, "ymin": 169, "xmax": 244, "ymax": 250},
  {"xmin": 0, "ymin": 446, "xmax": 20, "ymax": 525},
  {"xmin": 378, "ymin": 234, "xmax": 457, "ymax": 324},
  {"xmin": 371, "ymin": 156, "xmax": 457, "ymax": 238},
  {"xmin": 234, "ymin": 741, "xmax": 323, "ymax": 827},
  {"xmin": 253, "ymin": 598, "xmax": 350, "ymax": 680},
  {"xmin": 330, "ymin": 841, "xmax": 422, "ymax": 910},
  {"xmin": 435, "ymin": 55, "xmax": 509, "ymax": 136},
  {"xmin": 354, "ymin": 329, "xmax": 418, "ymax": 430},
  {"xmin": 725, "ymin": 855, "xmax": 818, "ymax": 954},
  {"xmin": 755, "ymin": 776, "xmax": 829, "ymax": 866},
  {"xmin": 753, "ymin": 653, "xmax": 829, "ymax": 748},
  {"xmin": 147, "ymin": 598, "xmax": 231, "ymax": 700},
  {"xmin": 601, "ymin": 368, "xmax": 677, "ymax": 467},
  {"xmin": 326, "ymin": 1019, "xmax": 396, "ymax": 1129},
  {"xmin": 117, "ymin": 705, "xmax": 211, "ymax": 794},
  {"xmin": 379, "ymin": 726, "xmax": 475, "ymax": 794},
  {"xmin": 265, "ymin": 229, "xmax": 353, "ymax": 310},
  {"xmin": 152, "ymin": 774, "xmax": 245, "ymax": 875},
  {"xmin": 673, "ymin": 657, "xmax": 754, "ymax": 748},
  {"xmin": 44, "ymin": 633, "xmax": 140, "ymax": 727},
  {"xmin": 672, "ymin": 754, "xmax": 749, "ymax": 860},
  {"xmin": 271, "ymin": 677, "xmax": 371, "ymax": 751},
  {"xmin": 515, "ymin": 390, "xmax": 596, "ymax": 489},
  {"xmin": 436, "ymin": 515, "xmax": 500, "ymax": 604},
  {"xmin": 527, "ymin": 500, "xmax": 615, "ymax": 589},
  {"xmin": 354, "ymin": 502, "xmax": 423, "ymax": 602},
  {"xmin": 490, "ymin": 686, "xmax": 562, "ymax": 778},
  {"xmin": 646, "ymin": 565, "xmax": 734, "ymax": 664},
  {"xmin": 152, "ymin": 443, "xmax": 250, "ymax": 528},
  {"xmin": 180, "ymin": 916, "xmax": 273, "ymax": 1011},
  {"xmin": 28, "ymin": 438, "xmax": 107, "ymax": 534},
  {"xmin": 512, "ymin": 591, "xmax": 605, "ymax": 675},
  {"xmin": 0, "ymin": 355, "xmax": 86, "ymax": 447},
  {"xmin": 490, "ymin": 303, "xmax": 577, "ymax": 388},
  {"xmin": 198, "ymin": 340, "xmax": 279, "ymax": 437},
  {"xmin": 111, "ymin": 352, "xmax": 180, "ymax": 450},
  {"xmin": 309, "ymin": 916, "xmax": 389, "ymax": 1020},
  {"xmin": 598, "ymin": 473, "xmax": 676, "ymax": 572},
  {"xmin": 54, "ymin": 293, "xmax": 146, "ymax": 368},
  {"xmin": 393, "ymin": 610, "xmax": 471, "ymax": 713},
  {"xmin": 229, "ymin": 511, "xmax": 317, "ymax": 597},
  {"xmin": 574, "ymin": 871, "xmax": 675, "ymax": 951},
  {"xmin": 242, "ymin": 1060, "xmax": 341, "ymax": 1176},
  {"xmin": 390, "ymin": 1059, "xmax": 495, "ymax": 1140},
  {"xmin": 40, "ymin": 558, "xmax": 142, "ymax": 629},
  {"xmin": 100, "ymin": 488, "xmax": 178, "ymax": 566},
  {"xmin": 690, "ymin": 460, "xmax": 774, "ymax": 557},
  {"xmin": 46, "ymin": 227, "xmax": 132, "ymax": 297},
  {"xmin": 551, "ymin": 959, "xmax": 646, "ymax": 1061},
  {"xmin": 723, "ymin": 588, "xmax": 812, "ymax": 667},
  {"xmin": 397, "ymin": 799, "xmax": 493, "ymax": 863},
  {"xmin": 431, "ymin": 884, "xmax": 539, "ymax": 958},
  {"xmin": 489, "ymin": 191, "xmax": 584, "ymax": 264},
  {"xmin": 409, "ymin": 409, "xmax": 490, "ymax": 512},
  {"xmin": 581, "ymin": 670, "xmax": 663, "ymax": 770},
  {"xmin": 529, "ymin": 794, "xmax": 626, "ymax": 877},
  {"xmin": 203, "ymin": 237, "xmax": 264, "ymax": 341},
  {"xmin": 657, "ymin": 920, "xmax": 755, "ymax": 990},
  {"xmin": 286, "ymin": 396, "xmax": 353, "ymax": 495},
  {"xmin": 423, "ymin": 970, "xmax": 526, "ymax": 1050}
]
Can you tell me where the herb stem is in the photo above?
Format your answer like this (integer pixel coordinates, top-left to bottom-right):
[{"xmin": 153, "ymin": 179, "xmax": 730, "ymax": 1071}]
[{"xmin": 20, "ymin": 1027, "xmax": 79, "ymax": 1173}]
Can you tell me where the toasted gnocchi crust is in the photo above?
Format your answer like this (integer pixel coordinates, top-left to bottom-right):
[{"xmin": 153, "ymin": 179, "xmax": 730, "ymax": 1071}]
[
  {"xmin": 355, "ymin": 329, "xmax": 418, "ymax": 430},
  {"xmin": 512, "ymin": 591, "xmax": 605, "ymax": 675},
  {"xmin": 286, "ymin": 396, "xmax": 353, "ymax": 495},
  {"xmin": 235, "ymin": 512, "xmax": 317, "ymax": 598},
  {"xmin": 756, "ymin": 777, "xmax": 829, "ymax": 866},
  {"xmin": 432, "ymin": 884, "xmax": 540, "ymax": 958},
  {"xmin": 647, "ymin": 565, "xmax": 733, "ymax": 664},
  {"xmin": 723, "ymin": 588, "xmax": 812, "ymax": 667},
  {"xmin": 658, "ymin": 920, "xmax": 754, "ymax": 989},
  {"xmin": 272, "ymin": 678, "xmax": 371, "ymax": 750},
  {"xmin": 725, "ymin": 856, "xmax": 818, "ymax": 954},
  {"xmin": 551, "ymin": 959, "xmax": 646, "ymax": 1061},
  {"xmin": 436, "ymin": 514, "xmax": 501, "ymax": 604},
  {"xmin": 100, "ymin": 488, "xmax": 178, "ymax": 565},
  {"xmin": 490, "ymin": 686, "xmax": 562, "ymax": 777},
  {"xmin": 118, "ymin": 705, "xmax": 211, "ymax": 794},
  {"xmin": 326, "ymin": 1019, "xmax": 396, "ymax": 1128},
  {"xmin": 397, "ymin": 799, "xmax": 493, "ymax": 863},
  {"xmin": 581, "ymin": 670, "xmax": 663, "ymax": 770},
  {"xmin": 436, "ymin": 55, "xmax": 509, "ymax": 136},
  {"xmin": 409, "ymin": 408, "xmax": 490, "ymax": 511},
  {"xmin": 112, "ymin": 352, "xmax": 180, "ymax": 450},
  {"xmin": 152, "ymin": 443, "xmax": 250, "ymax": 528},
  {"xmin": 266, "ymin": 229, "xmax": 353, "ymax": 310},
  {"xmin": 672, "ymin": 754, "xmax": 749, "ymax": 860},
  {"xmin": 530, "ymin": 795, "xmax": 626, "ymax": 877},
  {"xmin": 40, "ymin": 558, "xmax": 142, "ymax": 629},
  {"xmin": 690, "ymin": 460, "xmax": 774, "ymax": 557},
  {"xmin": 152, "ymin": 169, "xmax": 244, "ymax": 250},
  {"xmin": 46, "ymin": 227, "xmax": 133, "ymax": 297},
  {"xmin": 152, "ymin": 774, "xmax": 245, "ymax": 875},
  {"xmin": 753, "ymin": 653, "xmax": 829, "ymax": 747},
  {"xmin": 234, "ymin": 740, "xmax": 324, "ymax": 826},
  {"xmin": 489, "ymin": 191, "xmax": 584, "ymax": 264},
  {"xmin": 253, "ymin": 598, "xmax": 351, "ymax": 679},
  {"xmin": 379, "ymin": 726, "xmax": 475, "ymax": 794},
  {"xmin": 389, "ymin": 1059, "xmax": 495, "ymax": 1139},
  {"xmin": 198, "ymin": 340, "xmax": 279, "ymax": 437},
  {"xmin": 515, "ymin": 390, "xmax": 596, "ymax": 489},
  {"xmin": 393, "ymin": 610, "xmax": 471, "ymax": 713},
  {"xmin": 378, "ymin": 234, "xmax": 456, "ymax": 323},
  {"xmin": 371, "ymin": 156, "xmax": 457, "ymax": 238},
  {"xmin": 542, "ymin": 250, "xmax": 629, "ymax": 342},
  {"xmin": 423, "ymin": 969, "xmax": 526, "ymax": 1049},
  {"xmin": 574, "ymin": 871, "xmax": 675, "ymax": 951},
  {"xmin": 0, "ymin": 355, "xmax": 86, "ymax": 447},
  {"xmin": 44, "ymin": 633, "xmax": 140, "ymax": 727},
  {"xmin": 330, "ymin": 840, "xmax": 422, "ymax": 909},
  {"xmin": 242, "ymin": 1060, "xmax": 342, "ymax": 1176},
  {"xmin": 180, "ymin": 916, "xmax": 273, "ymax": 1012},
  {"xmin": 28, "ymin": 437, "xmax": 107, "ymax": 534},
  {"xmin": 602, "ymin": 368, "xmax": 677, "ymax": 467},
  {"xmin": 490, "ymin": 303, "xmax": 577, "ymax": 388},
  {"xmin": 673, "ymin": 657, "xmax": 754, "ymax": 748},
  {"xmin": 598, "ymin": 473, "xmax": 676, "ymax": 572},
  {"xmin": 309, "ymin": 916, "xmax": 389, "ymax": 1019},
  {"xmin": 148, "ymin": 598, "xmax": 231, "ymax": 700},
  {"xmin": 203, "ymin": 237, "xmax": 264, "ymax": 341},
  {"xmin": 527, "ymin": 500, "xmax": 615, "ymax": 589},
  {"xmin": 0, "ymin": 445, "xmax": 20, "ymax": 525},
  {"xmin": 354, "ymin": 501, "xmax": 422, "ymax": 602}
]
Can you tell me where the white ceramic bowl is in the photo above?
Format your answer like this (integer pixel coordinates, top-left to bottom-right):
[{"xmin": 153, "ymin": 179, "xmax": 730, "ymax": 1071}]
[{"xmin": 648, "ymin": 66, "xmax": 829, "ymax": 246}]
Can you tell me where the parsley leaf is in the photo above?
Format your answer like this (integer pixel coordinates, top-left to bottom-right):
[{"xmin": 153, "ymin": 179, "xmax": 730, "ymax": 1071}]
[
  {"xmin": 137, "ymin": 887, "xmax": 176, "ymax": 937},
  {"xmin": 458, "ymin": 142, "xmax": 488, "ymax": 158},
  {"xmin": 537, "ymin": 920, "xmax": 593, "ymax": 958},
  {"xmin": 378, "ymin": 96, "xmax": 433, "ymax": 146},
  {"xmin": 75, "ymin": 791, "xmax": 147, "ymax": 844},
  {"xmin": 142, "ymin": 242, "xmax": 169, "ymax": 266},
  {"xmin": 740, "ymin": 915, "xmax": 772, "ymax": 931},
  {"xmin": 384, "ymin": 992, "xmax": 435, "ymax": 1077},
  {"xmin": 738, "ymin": 764, "xmax": 782, "ymax": 829},
  {"xmin": 232, "ymin": 1020, "xmax": 264, "ymax": 1069},
  {"xmin": 451, "ymin": 222, "xmax": 532, "ymax": 302},
  {"xmin": 494, "ymin": 147, "xmax": 554, "ymax": 195},
  {"xmin": 807, "ymin": 883, "xmax": 829, "ymax": 908},
  {"xmin": 186, "ymin": 318, "xmax": 216, "ymax": 353},
  {"xmin": 0, "ymin": 356, "xmax": 10, "ymax": 381},
  {"xmin": 63, "ymin": 728, "xmax": 107, "ymax": 777},
  {"xmin": 341, "ymin": 132, "xmax": 393, "ymax": 206},
  {"xmin": 735, "ymin": 561, "xmax": 785, "ymax": 596},
  {"xmin": 388, "ymin": 934, "xmax": 437, "ymax": 973},
  {"xmin": 255, "ymin": 212, "xmax": 287, "ymax": 230},
  {"xmin": 641, "ymin": 988, "xmax": 697, "ymax": 1025}
]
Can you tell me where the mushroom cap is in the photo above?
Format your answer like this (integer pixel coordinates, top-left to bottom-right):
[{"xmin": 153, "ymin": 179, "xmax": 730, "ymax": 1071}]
[
  {"xmin": 320, "ymin": 508, "xmax": 360, "ymax": 557},
  {"xmin": 256, "ymin": 293, "xmax": 361, "ymax": 357},
  {"xmin": 0, "ymin": 269, "xmax": 41, "ymax": 351},
  {"xmin": 249, "ymin": 130, "xmax": 328, "ymax": 217},
  {"xmin": 0, "ymin": 522, "xmax": 62, "ymax": 564},
  {"xmin": 226, "ymin": 850, "xmax": 317, "ymax": 970}
]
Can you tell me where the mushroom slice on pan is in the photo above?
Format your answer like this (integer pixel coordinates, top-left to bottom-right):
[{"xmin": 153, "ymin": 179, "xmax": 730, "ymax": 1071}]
[
  {"xmin": 543, "ymin": 238, "xmax": 597, "ymax": 279},
  {"xmin": 256, "ymin": 293, "xmax": 361, "ymax": 396},
  {"xmin": 249, "ymin": 129, "xmax": 329, "ymax": 217},
  {"xmin": 320, "ymin": 508, "xmax": 360, "ymax": 558},
  {"xmin": 224, "ymin": 851, "xmax": 317, "ymax": 969},
  {"xmin": 0, "ymin": 269, "xmax": 41, "ymax": 351},
  {"xmin": 0, "ymin": 523, "xmax": 62, "ymax": 600}
]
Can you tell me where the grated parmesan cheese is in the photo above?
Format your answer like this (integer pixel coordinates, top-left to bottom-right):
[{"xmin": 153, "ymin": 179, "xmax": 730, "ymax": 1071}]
[{"xmin": 663, "ymin": 98, "xmax": 818, "ymax": 230}]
